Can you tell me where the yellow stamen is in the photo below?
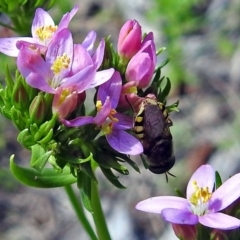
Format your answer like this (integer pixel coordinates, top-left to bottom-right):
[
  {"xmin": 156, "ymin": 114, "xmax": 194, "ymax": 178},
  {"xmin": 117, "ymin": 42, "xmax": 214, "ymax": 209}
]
[
  {"xmin": 96, "ymin": 100, "xmax": 119, "ymax": 134},
  {"xmin": 51, "ymin": 53, "xmax": 70, "ymax": 74},
  {"xmin": 35, "ymin": 25, "xmax": 58, "ymax": 42},
  {"xmin": 96, "ymin": 100, "xmax": 102, "ymax": 111},
  {"xmin": 190, "ymin": 180, "xmax": 212, "ymax": 206}
]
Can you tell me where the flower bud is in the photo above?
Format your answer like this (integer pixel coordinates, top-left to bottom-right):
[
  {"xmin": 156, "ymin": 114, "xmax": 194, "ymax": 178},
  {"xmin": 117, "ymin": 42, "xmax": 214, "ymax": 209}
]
[
  {"xmin": 117, "ymin": 20, "xmax": 142, "ymax": 61},
  {"xmin": 12, "ymin": 77, "xmax": 29, "ymax": 111},
  {"xmin": 172, "ymin": 224, "xmax": 197, "ymax": 240},
  {"xmin": 125, "ymin": 33, "xmax": 156, "ymax": 89},
  {"xmin": 52, "ymin": 86, "xmax": 78, "ymax": 119},
  {"xmin": 29, "ymin": 93, "xmax": 48, "ymax": 125}
]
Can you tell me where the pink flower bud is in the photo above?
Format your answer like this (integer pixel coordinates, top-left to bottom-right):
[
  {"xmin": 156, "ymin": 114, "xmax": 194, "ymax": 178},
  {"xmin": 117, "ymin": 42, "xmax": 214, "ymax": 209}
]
[
  {"xmin": 172, "ymin": 224, "xmax": 197, "ymax": 240},
  {"xmin": 117, "ymin": 20, "xmax": 142, "ymax": 60},
  {"xmin": 125, "ymin": 37, "xmax": 156, "ymax": 89},
  {"xmin": 52, "ymin": 86, "xmax": 78, "ymax": 119}
]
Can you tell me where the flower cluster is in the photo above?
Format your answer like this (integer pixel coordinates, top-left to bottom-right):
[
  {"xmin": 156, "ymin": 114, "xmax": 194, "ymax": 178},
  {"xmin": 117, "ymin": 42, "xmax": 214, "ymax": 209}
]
[{"xmin": 0, "ymin": 4, "xmax": 177, "ymax": 209}]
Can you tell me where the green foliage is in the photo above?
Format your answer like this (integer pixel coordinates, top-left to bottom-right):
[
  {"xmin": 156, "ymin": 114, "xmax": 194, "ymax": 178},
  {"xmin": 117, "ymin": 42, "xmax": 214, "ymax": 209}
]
[
  {"xmin": 10, "ymin": 155, "xmax": 77, "ymax": 187},
  {"xmin": 147, "ymin": 0, "xmax": 207, "ymax": 86},
  {"xmin": 0, "ymin": 0, "xmax": 57, "ymax": 36},
  {"xmin": 215, "ymin": 171, "xmax": 223, "ymax": 189}
]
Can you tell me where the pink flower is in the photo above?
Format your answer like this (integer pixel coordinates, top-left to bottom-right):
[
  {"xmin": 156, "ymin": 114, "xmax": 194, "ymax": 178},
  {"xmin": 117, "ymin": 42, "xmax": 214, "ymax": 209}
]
[
  {"xmin": 125, "ymin": 32, "xmax": 156, "ymax": 89},
  {"xmin": 117, "ymin": 20, "xmax": 142, "ymax": 61},
  {"xmin": 136, "ymin": 165, "xmax": 240, "ymax": 230},
  {"xmin": 62, "ymin": 71, "xmax": 143, "ymax": 155},
  {"xmin": 0, "ymin": 5, "xmax": 79, "ymax": 57},
  {"xmin": 17, "ymin": 28, "xmax": 114, "ymax": 94}
]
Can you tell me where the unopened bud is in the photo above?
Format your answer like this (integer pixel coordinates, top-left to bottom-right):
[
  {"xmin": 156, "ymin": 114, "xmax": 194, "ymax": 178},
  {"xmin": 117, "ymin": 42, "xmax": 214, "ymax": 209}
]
[
  {"xmin": 117, "ymin": 20, "xmax": 142, "ymax": 61},
  {"xmin": 29, "ymin": 93, "xmax": 48, "ymax": 125},
  {"xmin": 12, "ymin": 78, "xmax": 29, "ymax": 111}
]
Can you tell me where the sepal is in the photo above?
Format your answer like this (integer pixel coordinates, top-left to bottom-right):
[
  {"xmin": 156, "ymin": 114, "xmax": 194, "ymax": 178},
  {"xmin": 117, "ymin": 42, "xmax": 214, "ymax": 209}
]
[
  {"xmin": 17, "ymin": 128, "xmax": 36, "ymax": 149},
  {"xmin": 30, "ymin": 144, "xmax": 53, "ymax": 172}
]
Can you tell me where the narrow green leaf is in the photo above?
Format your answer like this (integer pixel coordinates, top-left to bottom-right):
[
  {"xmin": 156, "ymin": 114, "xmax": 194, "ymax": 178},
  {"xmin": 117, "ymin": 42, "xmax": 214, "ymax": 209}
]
[
  {"xmin": 159, "ymin": 77, "xmax": 171, "ymax": 102},
  {"xmin": 100, "ymin": 167, "xmax": 126, "ymax": 189},
  {"xmin": 81, "ymin": 161, "xmax": 98, "ymax": 183},
  {"xmin": 159, "ymin": 57, "xmax": 171, "ymax": 69},
  {"xmin": 117, "ymin": 156, "xmax": 140, "ymax": 173},
  {"xmin": 215, "ymin": 171, "xmax": 222, "ymax": 189},
  {"xmin": 96, "ymin": 153, "xmax": 128, "ymax": 173},
  {"xmin": 140, "ymin": 154, "xmax": 149, "ymax": 169},
  {"xmin": 10, "ymin": 155, "xmax": 77, "ymax": 188},
  {"xmin": 77, "ymin": 171, "xmax": 93, "ymax": 212}
]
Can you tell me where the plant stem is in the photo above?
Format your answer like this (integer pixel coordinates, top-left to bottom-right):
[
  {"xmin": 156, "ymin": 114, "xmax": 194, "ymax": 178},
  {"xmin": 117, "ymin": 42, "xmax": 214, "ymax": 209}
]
[
  {"xmin": 64, "ymin": 184, "xmax": 98, "ymax": 240},
  {"xmin": 91, "ymin": 180, "xmax": 112, "ymax": 240}
]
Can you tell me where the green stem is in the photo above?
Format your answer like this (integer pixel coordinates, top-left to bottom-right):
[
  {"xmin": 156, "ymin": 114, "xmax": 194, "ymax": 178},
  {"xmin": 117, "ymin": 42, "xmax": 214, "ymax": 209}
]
[
  {"xmin": 64, "ymin": 184, "xmax": 98, "ymax": 240},
  {"xmin": 91, "ymin": 180, "xmax": 111, "ymax": 240}
]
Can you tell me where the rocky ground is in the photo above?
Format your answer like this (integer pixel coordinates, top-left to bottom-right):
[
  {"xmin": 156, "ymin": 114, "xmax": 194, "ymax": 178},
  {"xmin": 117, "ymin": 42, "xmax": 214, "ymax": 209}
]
[{"xmin": 1, "ymin": 0, "xmax": 240, "ymax": 239}]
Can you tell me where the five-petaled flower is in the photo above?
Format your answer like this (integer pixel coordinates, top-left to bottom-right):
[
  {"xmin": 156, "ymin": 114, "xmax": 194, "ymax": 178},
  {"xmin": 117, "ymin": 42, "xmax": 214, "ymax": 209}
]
[
  {"xmin": 136, "ymin": 165, "xmax": 240, "ymax": 230},
  {"xmin": 62, "ymin": 71, "xmax": 143, "ymax": 155},
  {"xmin": 17, "ymin": 28, "xmax": 114, "ymax": 94},
  {"xmin": 0, "ymin": 5, "xmax": 79, "ymax": 57}
]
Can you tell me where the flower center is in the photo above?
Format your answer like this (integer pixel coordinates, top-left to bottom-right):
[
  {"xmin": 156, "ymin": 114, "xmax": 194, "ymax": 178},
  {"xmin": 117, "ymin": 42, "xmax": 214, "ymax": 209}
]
[
  {"xmin": 51, "ymin": 53, "xmax": 70, "ymax": 74},
  {"xmin": 35, "ymin": 25, "xmax": 58, "ymax": 42},
  {"xmin": 96, "ymin": 100, "xmax": 119, "ymax": 134},
  {"xmin": 189, "ymin": 180, "xmax": 212, "ymax": 215}
]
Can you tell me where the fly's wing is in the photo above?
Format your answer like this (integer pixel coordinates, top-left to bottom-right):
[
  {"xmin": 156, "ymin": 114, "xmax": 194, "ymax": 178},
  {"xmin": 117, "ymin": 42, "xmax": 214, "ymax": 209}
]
[{"xmin": 143, "ymin": 104, "xmax": 165, "ymax": 141}]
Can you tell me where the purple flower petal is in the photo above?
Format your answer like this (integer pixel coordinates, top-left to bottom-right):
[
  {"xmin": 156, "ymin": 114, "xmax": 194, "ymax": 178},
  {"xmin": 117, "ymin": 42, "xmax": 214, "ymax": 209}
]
[
  {"xmin": 61, "ymin": 116, "xmax": 94, "ymax": 127},
  {"xmin": 32, "ymin": 8, "xmax": 55, "ymax": 40},
  {"xmin": 162, "ymin": 208, "xmax": 198, "ymax": 225},
  {"xmin": 94, "ymin": 97, "xmax": 111, "ymax": 126},
  {"xmin": 62, "ymin": 65, "xmax": 96, "ymax": 92},
  {"xmin": 199, "ymin": 212, "xmax": 240, "ymax": 230},
  {"xmin": 97, "ymin": 71, "xmax": 121, "ymax": 108},
  {"xmin": 113, "ymin": 113, "xmax": 133, "ymax": 130},
  {"xmin": 92, "ymin": 39, "xmax": 105, "ymax": 69},
  {"xmin": 142, "ymin": 32, "xmax": 154, "ymax": 43},
  {"xmin": 89, "ymin": 68, "xmax": 115, "ymax": 89},
  {"xmin": 106, "ymin": 129, "xmax": 143, "ymax": 155},
  {"xmin": 17, "ymin": 46, "xmax": 52, "ymax": 81},
  {"xmin": 16, "ymin": 40, "xmax": 47, "ymax": 55},
  {"xmin": 26, "ymin": 72, "xmax": 55, "ymax": 93},
  {"xmin": 46, "ymin": 29, "xmax": 73, "ymax": 78},
  {"xmin": 136, "ymin": 196, "xmax": 189, "ymax": 214},
  {"xmin": 0, "ymin": 37, "xmax": 35, "ymax": 57},
  {"xmin": 82, "ymin": 31, "xmax": 97, "ymax": 54},
  {"xmin": 58, "ymin": 5, "xmax": 79, "ymax": 31},
  {"xmin": 71, "ymin": 44, "xmax": 93, "ymax": 74},
  {"xmin": 186, "ymin": 165, "xmax": 215, "ymax": 200},
  {"xmin": 209, "ymin": 172, "xmax": 240, "ymax": 212}
]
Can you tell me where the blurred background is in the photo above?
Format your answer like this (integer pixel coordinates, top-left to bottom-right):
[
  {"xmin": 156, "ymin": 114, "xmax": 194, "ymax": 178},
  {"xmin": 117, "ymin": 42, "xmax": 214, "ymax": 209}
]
[{"xmin": 0, "ymin": 0, "xmax": 240, "ymax": 239}]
